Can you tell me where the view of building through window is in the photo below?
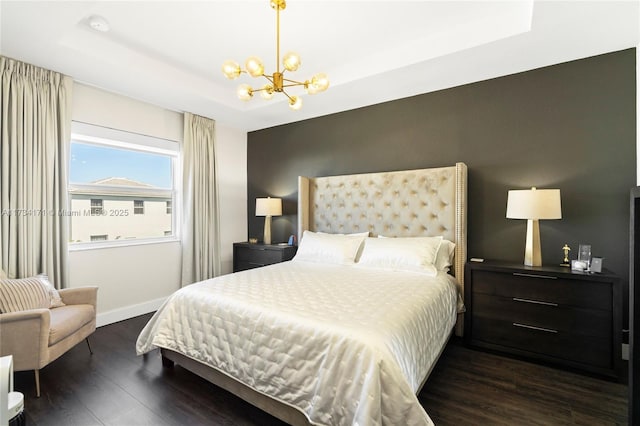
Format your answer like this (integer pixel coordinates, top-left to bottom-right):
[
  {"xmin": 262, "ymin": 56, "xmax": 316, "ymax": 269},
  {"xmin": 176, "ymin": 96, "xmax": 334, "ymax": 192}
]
[{"xmin": 68, "ymin": 125, "xmax": 178, "ymax": 245}]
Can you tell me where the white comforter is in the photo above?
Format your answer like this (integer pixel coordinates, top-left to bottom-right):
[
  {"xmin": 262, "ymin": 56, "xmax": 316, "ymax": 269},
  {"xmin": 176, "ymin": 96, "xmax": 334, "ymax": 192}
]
[{"xmin": 136, "ymin": 260, "xmax": 458, "ymax": 426}]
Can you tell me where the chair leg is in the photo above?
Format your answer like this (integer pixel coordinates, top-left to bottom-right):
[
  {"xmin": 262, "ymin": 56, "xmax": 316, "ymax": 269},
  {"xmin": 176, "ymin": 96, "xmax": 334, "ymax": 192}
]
[
  {"xmin": 35, "ymin": 369, "xmax": 41, "ymax": 398},
  {"xmin": 86, "ymin": 337, "xmax": 93, "ymax": 355},
  {"xmin": 33, "ymin": 340, "xmax": 93, "ymax": 398}
]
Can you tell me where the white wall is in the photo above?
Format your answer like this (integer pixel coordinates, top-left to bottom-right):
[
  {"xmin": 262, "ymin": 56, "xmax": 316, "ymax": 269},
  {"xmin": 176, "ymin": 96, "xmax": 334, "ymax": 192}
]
[{"xmin": 70, "ymin": 83, "xmax": 247, "ymax": 325}]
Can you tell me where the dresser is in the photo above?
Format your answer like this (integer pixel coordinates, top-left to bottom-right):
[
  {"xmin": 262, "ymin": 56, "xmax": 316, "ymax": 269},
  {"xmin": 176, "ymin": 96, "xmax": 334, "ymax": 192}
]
[
  {"xmin": 464, "ymin": 260, "xmax": 622, "ymax": 380},
  {"xmin": 233, "ymin": 242, "xmax": 297, "ymax": 272}
]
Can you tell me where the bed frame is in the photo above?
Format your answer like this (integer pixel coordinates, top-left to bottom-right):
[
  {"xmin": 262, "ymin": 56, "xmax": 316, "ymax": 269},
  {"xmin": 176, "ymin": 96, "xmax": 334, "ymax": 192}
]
[{"xmin": 161, "ymin": 162, "xmax": 468, "ymax": 425}]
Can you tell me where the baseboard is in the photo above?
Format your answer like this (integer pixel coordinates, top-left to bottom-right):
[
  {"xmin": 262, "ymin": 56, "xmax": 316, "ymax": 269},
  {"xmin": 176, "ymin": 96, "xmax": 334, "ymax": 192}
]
[{"xmin": 96, "ymin": 297, "xmax": 167, "ymax": 327}]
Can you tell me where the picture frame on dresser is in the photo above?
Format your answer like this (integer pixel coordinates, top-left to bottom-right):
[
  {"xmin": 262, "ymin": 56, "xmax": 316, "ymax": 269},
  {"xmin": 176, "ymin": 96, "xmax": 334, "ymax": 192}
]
[{"xmin": 464, "ymin": 260, "xmax": 622, "ymax": 380}]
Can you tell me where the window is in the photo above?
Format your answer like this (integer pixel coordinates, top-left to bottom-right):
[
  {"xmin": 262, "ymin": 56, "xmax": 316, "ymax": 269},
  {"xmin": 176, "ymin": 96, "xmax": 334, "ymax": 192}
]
[
  {"xmin": 134, "ymin": 200, "xmax": 144, "ymax": 215},
  {"xmin": 90, "ymin": 199, "xmax": 103, "ymax": 216},
  {"xmin": 68, "ymin": 122, "xmax": 179, "ymax": 246}
]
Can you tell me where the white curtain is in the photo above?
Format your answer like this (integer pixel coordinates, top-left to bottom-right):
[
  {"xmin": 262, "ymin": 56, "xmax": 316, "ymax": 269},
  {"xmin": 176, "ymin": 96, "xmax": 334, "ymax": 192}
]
[
  {"xmin": 0, "ymin": 57, "xmax": 72, "ymax": 288},
  {"xmin": 181, "ymin": 112, "xmax": 221, "ymax": 286}
]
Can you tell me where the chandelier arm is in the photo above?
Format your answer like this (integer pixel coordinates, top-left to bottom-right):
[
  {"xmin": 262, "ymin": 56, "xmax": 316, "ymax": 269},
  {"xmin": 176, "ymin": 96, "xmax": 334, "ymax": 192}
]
[
  {"xmin": 282, "ymin": 83, "xmax": 306, "ymax": 89},
  {"xmin": 281, "ymin": 89, "xmax": 295, "ymax": 102},
  {"xmin": 282, "ymin": 77, "xmax": 306, "ymax": 85}
]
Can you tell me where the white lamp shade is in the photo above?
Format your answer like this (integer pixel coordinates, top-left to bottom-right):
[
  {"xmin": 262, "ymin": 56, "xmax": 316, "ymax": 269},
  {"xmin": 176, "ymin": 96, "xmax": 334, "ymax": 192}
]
[
  {"xmin": 506, "ymin": 188, "xmax": 561, "ymax": 220},
  {"xmin": 255, "ymin": 197, "xmax": 282, "ymax": 217}
]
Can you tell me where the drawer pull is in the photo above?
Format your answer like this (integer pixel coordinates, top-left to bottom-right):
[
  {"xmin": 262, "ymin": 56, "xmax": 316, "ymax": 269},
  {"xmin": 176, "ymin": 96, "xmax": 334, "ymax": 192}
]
[
  {"xmin": 513, "ymin": 272, "xmax": 557, "ymax": 280},
  {"xmin": 513, "ymin": 323, "xmax": 558, "ymax": 334},
  {"xmin": 512, "ymin": 297, "xmax": 558, "ymax": 307}
]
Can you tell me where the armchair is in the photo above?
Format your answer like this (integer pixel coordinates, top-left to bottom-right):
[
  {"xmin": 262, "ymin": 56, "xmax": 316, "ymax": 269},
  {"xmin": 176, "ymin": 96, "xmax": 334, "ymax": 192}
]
[{"xmin": 0, "ymin": 286, "xmax": 98, "ymax": 397}]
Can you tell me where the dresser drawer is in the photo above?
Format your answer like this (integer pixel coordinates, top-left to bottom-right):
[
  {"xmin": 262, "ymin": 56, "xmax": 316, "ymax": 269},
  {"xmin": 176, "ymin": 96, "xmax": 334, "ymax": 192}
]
[
  {"xmin": 472, "ymin": 317, "xmax": 612, "ymax": 369},
  {"xmin": 472, "ymin": 293, "xmax": 612, "ymax": 338},
  {"xmin": 233, "ymin": 243, "xmax": 298, "ymax": 272},
  {"xmin": 472, "ymin": 270, "xmax": 612, "ymax": 311},
  {"xmin": 236, "ymin": 247, "xmax": 282, "ymax": 265},
  {"xmin": 234, "ymin": 261, "xmax": 264, "ymax": 272}
]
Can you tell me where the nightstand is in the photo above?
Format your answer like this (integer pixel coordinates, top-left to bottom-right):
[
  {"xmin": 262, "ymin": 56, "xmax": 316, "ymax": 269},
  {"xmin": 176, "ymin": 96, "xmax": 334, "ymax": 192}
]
[
  {"xmin": 233, "ymin": 242, "xmax": 297, "ymax": 272},
  {"xmin": 464, "ymin": 260, "xmax": 622, "ymax": 380}
]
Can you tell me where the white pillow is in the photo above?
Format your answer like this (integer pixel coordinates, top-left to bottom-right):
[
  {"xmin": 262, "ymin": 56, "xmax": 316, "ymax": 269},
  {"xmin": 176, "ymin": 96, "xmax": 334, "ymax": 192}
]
[
  {"xmin": 293, "ymin": 230, "xmax": 367, "ymax": 265},
  {"xmin": 358, "ymin": 236, "xmax": 442, "ymax": 276},
  {"xmin": 316, "ymin": 231, "xmax": 369, "ymax": 261},
  {"xmin": 378, "ymin": 235, "xmax": 455, "ymax": 272},
  {"xmin": 38, "ymin": 273, "xmax": 65, "ymax": 308},
  {"xmin": 435, "ymin": 240, "xmax": 456, "ymax": 272}
]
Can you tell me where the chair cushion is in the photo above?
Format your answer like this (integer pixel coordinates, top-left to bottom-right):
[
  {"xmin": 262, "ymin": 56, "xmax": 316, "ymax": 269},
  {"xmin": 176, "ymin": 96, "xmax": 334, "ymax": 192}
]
[{"xmin": 49, "ymin": 305, "xmax": 95, "ymax": 346}]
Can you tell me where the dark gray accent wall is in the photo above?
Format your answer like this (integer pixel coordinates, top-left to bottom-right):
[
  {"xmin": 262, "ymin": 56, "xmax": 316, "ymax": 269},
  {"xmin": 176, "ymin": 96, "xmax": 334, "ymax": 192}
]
[{"xmin": 247, "ymin": 49, "xmax": 636, "ymax": 318}]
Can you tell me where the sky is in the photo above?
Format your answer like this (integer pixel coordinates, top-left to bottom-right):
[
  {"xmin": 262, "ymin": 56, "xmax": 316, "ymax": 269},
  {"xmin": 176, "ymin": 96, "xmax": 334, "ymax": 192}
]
[{"xmin": 70, "ymin": 142, "xmax": 172, "ymax": 188}]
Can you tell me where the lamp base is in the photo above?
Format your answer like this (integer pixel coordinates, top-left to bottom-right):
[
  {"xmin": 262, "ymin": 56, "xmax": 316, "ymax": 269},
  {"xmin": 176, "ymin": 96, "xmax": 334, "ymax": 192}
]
[
  {"xmin": 263, "ymin": 215, "xmax": 272, "ymax": 245},
  {"xmin": 524, "ymin": 219, "xmax": 542, "ymax": 267}
]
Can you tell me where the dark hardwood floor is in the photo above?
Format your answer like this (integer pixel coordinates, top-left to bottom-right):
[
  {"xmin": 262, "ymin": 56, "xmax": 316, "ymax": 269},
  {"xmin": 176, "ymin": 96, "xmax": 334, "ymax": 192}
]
[{"xmin": 14, "ymin": 313, "xmax": 628, "ymax": 425}]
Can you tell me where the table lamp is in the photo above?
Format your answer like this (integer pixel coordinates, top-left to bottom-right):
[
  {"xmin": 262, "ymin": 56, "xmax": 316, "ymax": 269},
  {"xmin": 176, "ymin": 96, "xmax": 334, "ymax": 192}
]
[
  {"xmin": 506, "ymin": 187, "xmax": 562, "ymax": 266},
  {"xmin": 256, "ymin": 197, "xmax": 282, "ymax": 245}
]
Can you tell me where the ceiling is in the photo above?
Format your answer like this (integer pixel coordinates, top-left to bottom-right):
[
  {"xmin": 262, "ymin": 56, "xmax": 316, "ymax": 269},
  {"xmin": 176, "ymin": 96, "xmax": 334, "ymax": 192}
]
[{"xmin": 1, "ymin": 1, "xmax": 638, "ymax": 132}]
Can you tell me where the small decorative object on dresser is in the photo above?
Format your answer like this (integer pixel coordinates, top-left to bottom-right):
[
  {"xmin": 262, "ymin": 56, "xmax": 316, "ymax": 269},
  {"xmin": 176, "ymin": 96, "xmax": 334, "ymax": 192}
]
[
  {"xmin": 560, "ymin": 244, "xmax": 571, "ymax": 267},
  {"xmin": 233, "ymin": 242, "xmax": 297, "ymax": 272},
  {"xmin": 571, "ymin": 259, "xmax": 588, "ymax": 271},
  {"xmin": 578, "ymin": 244, "xmax": 592, "ymax": 269},
  {"xmin": 465, "ymin": 260, "xmax": 622, "ymax": 380},
  {"xmin": 591, "ymin": 256, "xmax": 603, "ymax": 273}
]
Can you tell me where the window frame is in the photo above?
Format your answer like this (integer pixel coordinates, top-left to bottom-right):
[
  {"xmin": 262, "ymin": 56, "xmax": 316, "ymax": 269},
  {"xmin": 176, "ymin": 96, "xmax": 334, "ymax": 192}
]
[
  {"xmin": 133, "ymin": 200, "xmax": 145, "ymax": 215},
  {"xmin": 68, "ymin": 122, "xmax": 180, "ymax": 250},
  {"xmin": 90, "ymin": 199, "xmax": 104, "ymax": 216}
]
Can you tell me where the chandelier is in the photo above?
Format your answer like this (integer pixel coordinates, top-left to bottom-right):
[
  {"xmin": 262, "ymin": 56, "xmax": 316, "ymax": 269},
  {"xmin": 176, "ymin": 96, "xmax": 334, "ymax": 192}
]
[{"xmin": 221, "ymin": 0, "xmax": 329, "ymax": 111}]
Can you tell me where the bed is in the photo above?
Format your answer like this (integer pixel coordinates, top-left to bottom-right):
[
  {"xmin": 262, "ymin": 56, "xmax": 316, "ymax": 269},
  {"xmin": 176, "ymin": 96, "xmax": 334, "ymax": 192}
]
[{"xmin": 136, "ymin": 163, "xmax": 467, "ymax": 426}]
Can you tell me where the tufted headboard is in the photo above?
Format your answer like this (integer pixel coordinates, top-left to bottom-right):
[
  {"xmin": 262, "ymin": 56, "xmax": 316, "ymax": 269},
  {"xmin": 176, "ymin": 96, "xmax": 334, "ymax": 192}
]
[{"xmin": 298, "ymin": 163, "xmax": 467, "ymax": 289}]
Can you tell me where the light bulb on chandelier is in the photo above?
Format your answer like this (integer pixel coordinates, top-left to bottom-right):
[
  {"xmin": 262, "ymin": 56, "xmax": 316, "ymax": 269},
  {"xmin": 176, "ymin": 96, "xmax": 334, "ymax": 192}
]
[{"xmin": 221, "ymin": 0, "xmax": 329, "ymax": 111}]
